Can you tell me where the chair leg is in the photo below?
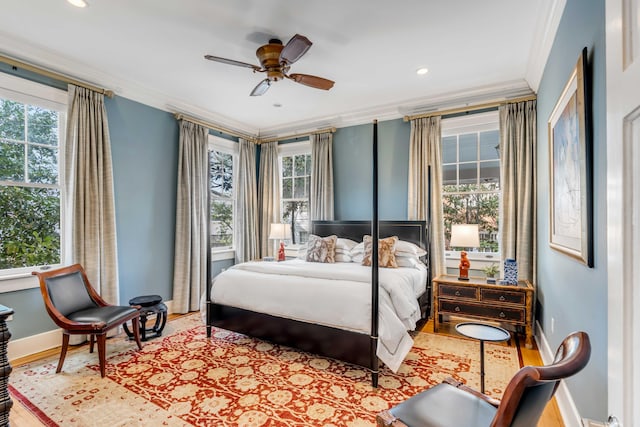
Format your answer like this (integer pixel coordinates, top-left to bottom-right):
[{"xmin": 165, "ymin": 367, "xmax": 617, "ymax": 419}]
[
  {"xmin": 89, "ymin": 334, "xmax": 95, "ymax": 353},
  {"xmin": 131, "ymin": 316, "xmax": 143, "ymax": 350},
  {"xmin": 97, "ymin": 333, "xmax": 107, "ymax": 378},
  {"xmin": 56, "ymin": 333, "xmax": 70, "ymax": 373}
]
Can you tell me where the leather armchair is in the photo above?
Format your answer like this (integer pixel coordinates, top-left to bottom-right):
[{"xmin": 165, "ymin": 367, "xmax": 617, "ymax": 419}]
[
  {"xmin": 33, "ymin": 264, "xmax": 143, "ymax": 377},
  {"xmin": 377, "ymin": 331, "xmax": 591, "ymax": 427}
]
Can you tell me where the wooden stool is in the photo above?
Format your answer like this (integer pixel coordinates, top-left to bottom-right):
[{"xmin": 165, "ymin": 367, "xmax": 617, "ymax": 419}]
[{"xmin": 123, "ymin": 295, "xmax": 167, "ymax": 341}]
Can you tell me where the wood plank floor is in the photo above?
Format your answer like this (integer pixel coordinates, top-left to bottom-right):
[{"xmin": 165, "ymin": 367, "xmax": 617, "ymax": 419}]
[{"xmin": 8, "ymin": 315, "xmax": 564, "ymax": 426}]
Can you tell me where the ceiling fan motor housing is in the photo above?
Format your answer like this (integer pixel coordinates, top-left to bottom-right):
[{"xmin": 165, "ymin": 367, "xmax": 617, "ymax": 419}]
[{"xmin": 256, "ymin": 40, "xmax": 285, "ymax": 81}]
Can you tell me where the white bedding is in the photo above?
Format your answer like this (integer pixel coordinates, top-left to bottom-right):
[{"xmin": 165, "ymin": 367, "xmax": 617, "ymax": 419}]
[{"xmin": 205, "ymin": 259, "xmax": 428, "ymax": 372}]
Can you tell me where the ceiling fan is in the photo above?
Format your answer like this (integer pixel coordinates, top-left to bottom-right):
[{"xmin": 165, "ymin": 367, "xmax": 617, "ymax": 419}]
[{"xmin": 204, "ymin": 34, "xmax": 335, "ymax": 96}]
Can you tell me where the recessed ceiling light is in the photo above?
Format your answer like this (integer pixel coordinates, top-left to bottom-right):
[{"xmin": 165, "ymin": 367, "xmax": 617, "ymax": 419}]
[
  {"xmin": 67, "ymin": 0, "xmax": 88, "ymax": 8},
  {"xmin": 273, "ymin": 103, "xmax": 282, "ymax": 108},
  {"xmin": 416, "ymin": 67, "xmax": 429, "ymax": 76}
]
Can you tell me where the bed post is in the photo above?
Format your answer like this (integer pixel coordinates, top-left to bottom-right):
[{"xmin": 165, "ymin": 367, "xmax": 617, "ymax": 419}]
[
  {"xmin": 371, "ymin": 119, "xmax": 379, "ymax": 388},
  {"xmin": 206, "ymin": 150, "xmax": 212, "ymax": 338}
]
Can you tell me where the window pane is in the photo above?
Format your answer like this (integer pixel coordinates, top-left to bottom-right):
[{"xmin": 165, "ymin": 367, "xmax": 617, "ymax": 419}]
[
  {"xmin": 282, "ymin": 200, "xmax": 309, "ymax": 244},
  {"xmin": 210, "ymin": 200, "xmax": 233, "ymax": 248},
  {"xmin": 305, "ymin": 154, "xmax": 311, "ymax": 175},
  {"xmin": 459, "ymin": 133, "xmax": 477, "ymax": 162},
  {"xmin": 442, "ymin": 163, "xmax": 457, "ymax": 189},
  {"xmin": 282, "ymin": 177, "xmax": 293, "ymax": 199},
  {"xmin": 294, "ymin": 155, "xmax": 306, "ymax": 177},
  {"xmin": 480, "ymin": 160, "xmax": 500, "ymax": 188},
  {"xmin": 479, "ymin": 130, "xmax": 499, "ymax": 161},
  {"xmin": 0, "ymin": 186, "xmax": 61, "ymax": 269},
  {"xmin": 28, "ymin": 145, "xmax": 58, "ymax": 184},
  {"xmin": 0, "ymin": 140, "xmax": 25, "ymax": 181},
  {"xmin": 442, "ymin": 192, "xmax": 499, "ymax": 252},
  {"xmin": 442, "ymin": 136, "xmax": 457, "ymax": 163},
  {"xmin": 459, "ymin": 162, "xmax": 477, "ymax": 185},
  {"xmin": 27, "ymin": 106, "xmax": 59, "ymax": 146},
  {"xmin": 210, "ymin": 151, "xmax": 233, "ymax": 198},
  {"xmin": 0, "ymin": 99, "xmax": 25, "ymax": 140},
  {"xmin": 294, "ymin": 177, "xmax": 306, "ymax": 198},
  {"xmin": 282, "ymin": 156, "xmax": 293, "ymax": 178}
]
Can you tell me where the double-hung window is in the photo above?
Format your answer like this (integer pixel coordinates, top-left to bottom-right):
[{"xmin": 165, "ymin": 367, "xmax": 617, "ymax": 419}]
[
  {"xmin": 441, "ymin": 111, "xmax": 501, "ymax": 260},
  {"xmin": 278, "ymin": 140, "xmax": 311, "ymax": 245},
  {"xmin": 209, "ymin": 135, "xmax": 237, "ymax": 256},
  {"xmin": 0, "ymin": 73, "xmax": 67, "ymax": 279}
]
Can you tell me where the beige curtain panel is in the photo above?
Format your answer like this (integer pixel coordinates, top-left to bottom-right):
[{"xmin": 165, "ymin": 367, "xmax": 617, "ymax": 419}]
[
  {"xmin": 310, "ymin": 132, "xmax": 334, "ymax": 220},
  {"xmin": 172, "ymin": 120, "xmax": 209, "ymax": 313},
  {"xmin": 235, "ymin": 139, "xmax": 259, "ymax": 263},
  {"xmin": 64, "ymin": 84, "xmax": 119, "ymax": 304},
  {"xmin": 408, "ymin": 116, "xmax": 446, "ymax": 277},
  {"xmin": 500, "ymin": 100, "xmax": 537, "ymax": 284},
  {"xmin": 257, "ymin": 141, "xmax": 281, "ymax": 257}
]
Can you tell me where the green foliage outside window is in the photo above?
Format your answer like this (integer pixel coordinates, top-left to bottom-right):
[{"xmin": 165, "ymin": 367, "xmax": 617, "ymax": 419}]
[
  {"xmin": 210, "ymin": 150, "xmax": 233, "ymax": 248},
  {"xmin": 0, "ymin": 98, "xmax": 61, "ymax": 270}
]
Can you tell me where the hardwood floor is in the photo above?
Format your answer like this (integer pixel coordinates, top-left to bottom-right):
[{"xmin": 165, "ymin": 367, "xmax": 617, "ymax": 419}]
[{"xmin": 9, "ymin": 315, "xmax": 564, "ymax": 426}]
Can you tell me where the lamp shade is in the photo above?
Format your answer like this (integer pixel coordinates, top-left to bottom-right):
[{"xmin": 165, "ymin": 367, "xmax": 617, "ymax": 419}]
[
  {"xmin": 450, "ymin": 224, "xmax": 480, "ymax": 248},
  {"xmin": 268, "ymin": 223, "xmax": 292, "ymax": 240}
]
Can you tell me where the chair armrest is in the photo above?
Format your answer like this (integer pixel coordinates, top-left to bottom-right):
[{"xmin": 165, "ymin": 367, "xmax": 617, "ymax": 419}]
[
  {"xmin": 442, "ymin": 377, "xmax": 501, "ymax": 408},
  {"xmin": 376, "ymin": 410, "xmax": 409, "ymax": 427}
]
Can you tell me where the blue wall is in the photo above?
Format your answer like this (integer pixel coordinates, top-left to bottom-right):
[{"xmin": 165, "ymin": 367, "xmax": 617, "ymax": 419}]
[
  {"xmin": 334, "ymin": 119, "xmax": 410, "ymax": 220},
  {"xmin": 536, "ymin": 0, "xmax": 607, "ymax": 419}
]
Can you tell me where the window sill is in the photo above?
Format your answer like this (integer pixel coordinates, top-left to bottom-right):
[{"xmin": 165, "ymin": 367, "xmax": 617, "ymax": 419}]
[
  {"xmin": 212, "ymin": 249, "xmax": 235, "ymax": 261},
  {"xmin": 0, "ymin": 274, "xmax": 39, "ymax": 293}
]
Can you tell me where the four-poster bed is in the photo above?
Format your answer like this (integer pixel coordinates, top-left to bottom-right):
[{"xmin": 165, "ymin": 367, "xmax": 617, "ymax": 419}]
[{"xmin": 204, "ymin": 121, "xmax": 432, "ymax": 386}]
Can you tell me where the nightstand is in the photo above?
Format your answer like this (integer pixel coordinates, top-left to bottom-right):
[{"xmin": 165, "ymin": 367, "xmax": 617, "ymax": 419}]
[{"xmin": 433, "ymin": 275, "xmax": 535, "ymax": 349}]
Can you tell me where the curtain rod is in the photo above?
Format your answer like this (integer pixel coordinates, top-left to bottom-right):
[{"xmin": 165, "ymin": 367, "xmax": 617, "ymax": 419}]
[
  {"xmin": 173, "ymin": 113, "xmax": 257, "ymax": 142},
  {"xmin": 258, "ymin": 127, "xmax": 337, "ymax": 144},
  {"xmin": 403, "ymin": 94, "xmax": 537, "ymax": 122},
  {"xmin": 0, "ymin": 53, "xmax": 114, "ymax": 98}
]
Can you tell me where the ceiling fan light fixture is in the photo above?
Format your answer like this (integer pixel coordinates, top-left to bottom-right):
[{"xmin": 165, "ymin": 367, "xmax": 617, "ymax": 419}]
[
  {"xmin": 67, "ymin": 0, "xmax": 88, "ymax": 7},
  {"xmin": 416, "ymin": 67, "xmax": 429, "ymax": 75}
]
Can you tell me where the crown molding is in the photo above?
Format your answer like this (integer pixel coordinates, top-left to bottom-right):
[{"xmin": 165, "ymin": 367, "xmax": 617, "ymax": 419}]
[{"xmin": 525, "ymin": 0, "xmax": 567, "ymax": 92}]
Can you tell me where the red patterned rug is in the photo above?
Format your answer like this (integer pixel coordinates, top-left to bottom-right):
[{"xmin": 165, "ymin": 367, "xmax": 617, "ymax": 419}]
[{"xmin": 9, "ymin": 314, "xmax": 521, "ymax": 426}]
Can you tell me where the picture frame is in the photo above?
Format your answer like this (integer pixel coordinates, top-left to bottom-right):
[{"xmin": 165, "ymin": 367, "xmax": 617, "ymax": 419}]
[{"xmin": 548, "ymin": 47, "xmax": 593, "ymax": 267}]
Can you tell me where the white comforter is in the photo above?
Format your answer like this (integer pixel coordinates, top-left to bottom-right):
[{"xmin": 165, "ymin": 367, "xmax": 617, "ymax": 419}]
[{"xmin": 207, "ymin": 259, "xmax": 428, "ymax": 372}]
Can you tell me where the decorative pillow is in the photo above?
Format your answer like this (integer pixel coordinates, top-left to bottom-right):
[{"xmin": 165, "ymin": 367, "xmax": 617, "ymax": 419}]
[
  {"xmin": 336, "ymin": 238, "xmax": 358, "ymax": 253},
  {"xmin": 362, "ymin": 235, "xmax": 398, "ymax": 268},
  {"xmin": 350, "ymin": 241, "xmax": 365, "ymax": 256},
  {"xmin": 396, "ymin": 240, "xmax": 427, "ymax": 257},
  {"xmin": 306, "ymin": 234, "xmax": 337, "ymax": 263}
]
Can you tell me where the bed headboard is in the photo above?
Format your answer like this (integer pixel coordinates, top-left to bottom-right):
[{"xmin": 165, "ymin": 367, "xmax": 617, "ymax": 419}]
[{"xmin": 311, "ymin": 220, "xmax": 428, "ymax": 251}]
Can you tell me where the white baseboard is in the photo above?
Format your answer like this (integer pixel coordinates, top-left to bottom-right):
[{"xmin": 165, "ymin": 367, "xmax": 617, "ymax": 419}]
[
  {"xmin": 535, "ymin": 320, "xmax": 583, "ymax": 427},
  {"xmin": 7, "ymin": 299, "xmax": 175, "ymax": 362}
]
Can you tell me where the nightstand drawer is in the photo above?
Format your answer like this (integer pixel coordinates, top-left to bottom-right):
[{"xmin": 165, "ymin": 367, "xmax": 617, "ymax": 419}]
[
  {"xmin": 480, "ymin": 289, "xmax": 525, "ymax": 305},
  {"xmin": 439, "ymin": 284, "xmax": 477, "ymax": 300},
  {"xmin": 439, "ymin": 300, "xmax": 526, "ymax": 323}
]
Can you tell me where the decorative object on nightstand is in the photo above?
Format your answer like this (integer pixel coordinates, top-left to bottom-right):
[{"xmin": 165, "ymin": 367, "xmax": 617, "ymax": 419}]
[
  {"xmin": 483, "ymin": 263, "xmax": 500, "ymax": 284},
  {"xmin": 503, "ymin": 258, "xmax": 518, "ymax": 285},
  {"xmin": 449, "ymin": 224, "xmax": 480, "ymax": 281},
  {"xmin": 269, "ymin": 223, "xmax": 292, "ymax": 261}
]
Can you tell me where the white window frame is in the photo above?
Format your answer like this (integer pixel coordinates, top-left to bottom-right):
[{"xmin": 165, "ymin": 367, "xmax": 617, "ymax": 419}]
[
  {"xmin": 441, "ymin": 111, "xmax": 501, "ymax": 266},
  {"xmin": 278, "ymin": 139, "xmax": 311, "ymax": 249},
  {"xmin": 0, "ymin": 73, "xmax": 68, "ymax": 291},
  {"xmin": 208, "ymin": 135, "xmax": 237, "ymax": 261}
]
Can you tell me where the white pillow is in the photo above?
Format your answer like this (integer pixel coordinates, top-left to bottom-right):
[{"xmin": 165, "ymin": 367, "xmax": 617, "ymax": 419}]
[
  {"xmin": 335, "ymin": 253, "xmax": 352, "ymax": 263},
  {"xmin": 396, "ymin": 240, "xmax": 427, "ymax": 257},
  {"xmin": 336, "ymin": 238, "xmax": 358, "ymax": 252},
  {"xmin": 396, "ymin": 256, "xmax": 420, "ymax": 268},
  {"xmin": 350, "ymin": 241, "xmax": 365, "ymax": 256}
]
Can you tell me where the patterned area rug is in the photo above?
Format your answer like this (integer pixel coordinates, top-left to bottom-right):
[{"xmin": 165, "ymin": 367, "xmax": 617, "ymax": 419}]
[{"xmin": 9, "ymin": 315, "xmax": 520, "ymax": 426}]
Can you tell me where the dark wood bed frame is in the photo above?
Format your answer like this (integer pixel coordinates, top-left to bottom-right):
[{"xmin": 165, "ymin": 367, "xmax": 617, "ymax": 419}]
[{"xmin": 205, "ymin": 219, "xmax": 430, "ymax": 387}]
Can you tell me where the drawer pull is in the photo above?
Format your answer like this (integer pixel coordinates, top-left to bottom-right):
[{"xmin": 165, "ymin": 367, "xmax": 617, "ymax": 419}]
[
  {"xmin": 455, "ymin": 306, "xmax": 461, "ymax": 312},
  {"xmin": 455, "ymin": 291, "xmax": 461, "ymax": 296},
  {"xmin": 499, "ymin": 312, "xmax": 506, "ymax": 318},
  {"xmin": 499, "ymin": 296, "xmax": 506, "ymax": 301}
]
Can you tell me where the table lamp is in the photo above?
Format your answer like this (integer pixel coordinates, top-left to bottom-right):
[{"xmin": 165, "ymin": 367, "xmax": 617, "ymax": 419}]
[
  {"xmin": 268, "ymin": 223, "xmax": 292, "ymax": 261},
  {"xmin": 450, "ymin": 224, "xmax": 480, "ymax": 281}
]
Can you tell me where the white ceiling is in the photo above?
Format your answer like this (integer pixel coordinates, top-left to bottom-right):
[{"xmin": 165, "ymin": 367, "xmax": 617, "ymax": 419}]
[{"xmin": 0, "ymin": 0, "xmax": 558, "ymax": 137}]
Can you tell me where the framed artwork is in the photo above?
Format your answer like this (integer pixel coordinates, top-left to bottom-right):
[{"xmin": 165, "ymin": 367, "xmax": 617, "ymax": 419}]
[{"xmin": 548, "ymin": 47, "xmax": 593, "ymax": 267}]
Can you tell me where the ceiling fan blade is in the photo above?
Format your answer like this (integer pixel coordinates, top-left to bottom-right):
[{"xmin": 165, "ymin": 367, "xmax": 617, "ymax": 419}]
[
  {"xmin": 288, "ymin": 74, "xmax": 334, "ymax": 90},
  {"xmin": 250, "ymin": 78, "xmax": 271, "ymax": 96},
  {"xmin": 204, "ymin": 55, "xmax": 261, "ymax": 71},
  {"xmin": 280, "ymin": 34, "xmax": 312, "ymax": 65}
]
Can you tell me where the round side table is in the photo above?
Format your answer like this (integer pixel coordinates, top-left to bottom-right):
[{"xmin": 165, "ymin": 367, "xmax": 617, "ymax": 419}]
[
  {"xmin": 455, "ymin": 322, "xmax": 511, "ymax": 394},
  {"xmin": 123, "ymin": 295, "xmax": 168, "ymax": 341}
]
